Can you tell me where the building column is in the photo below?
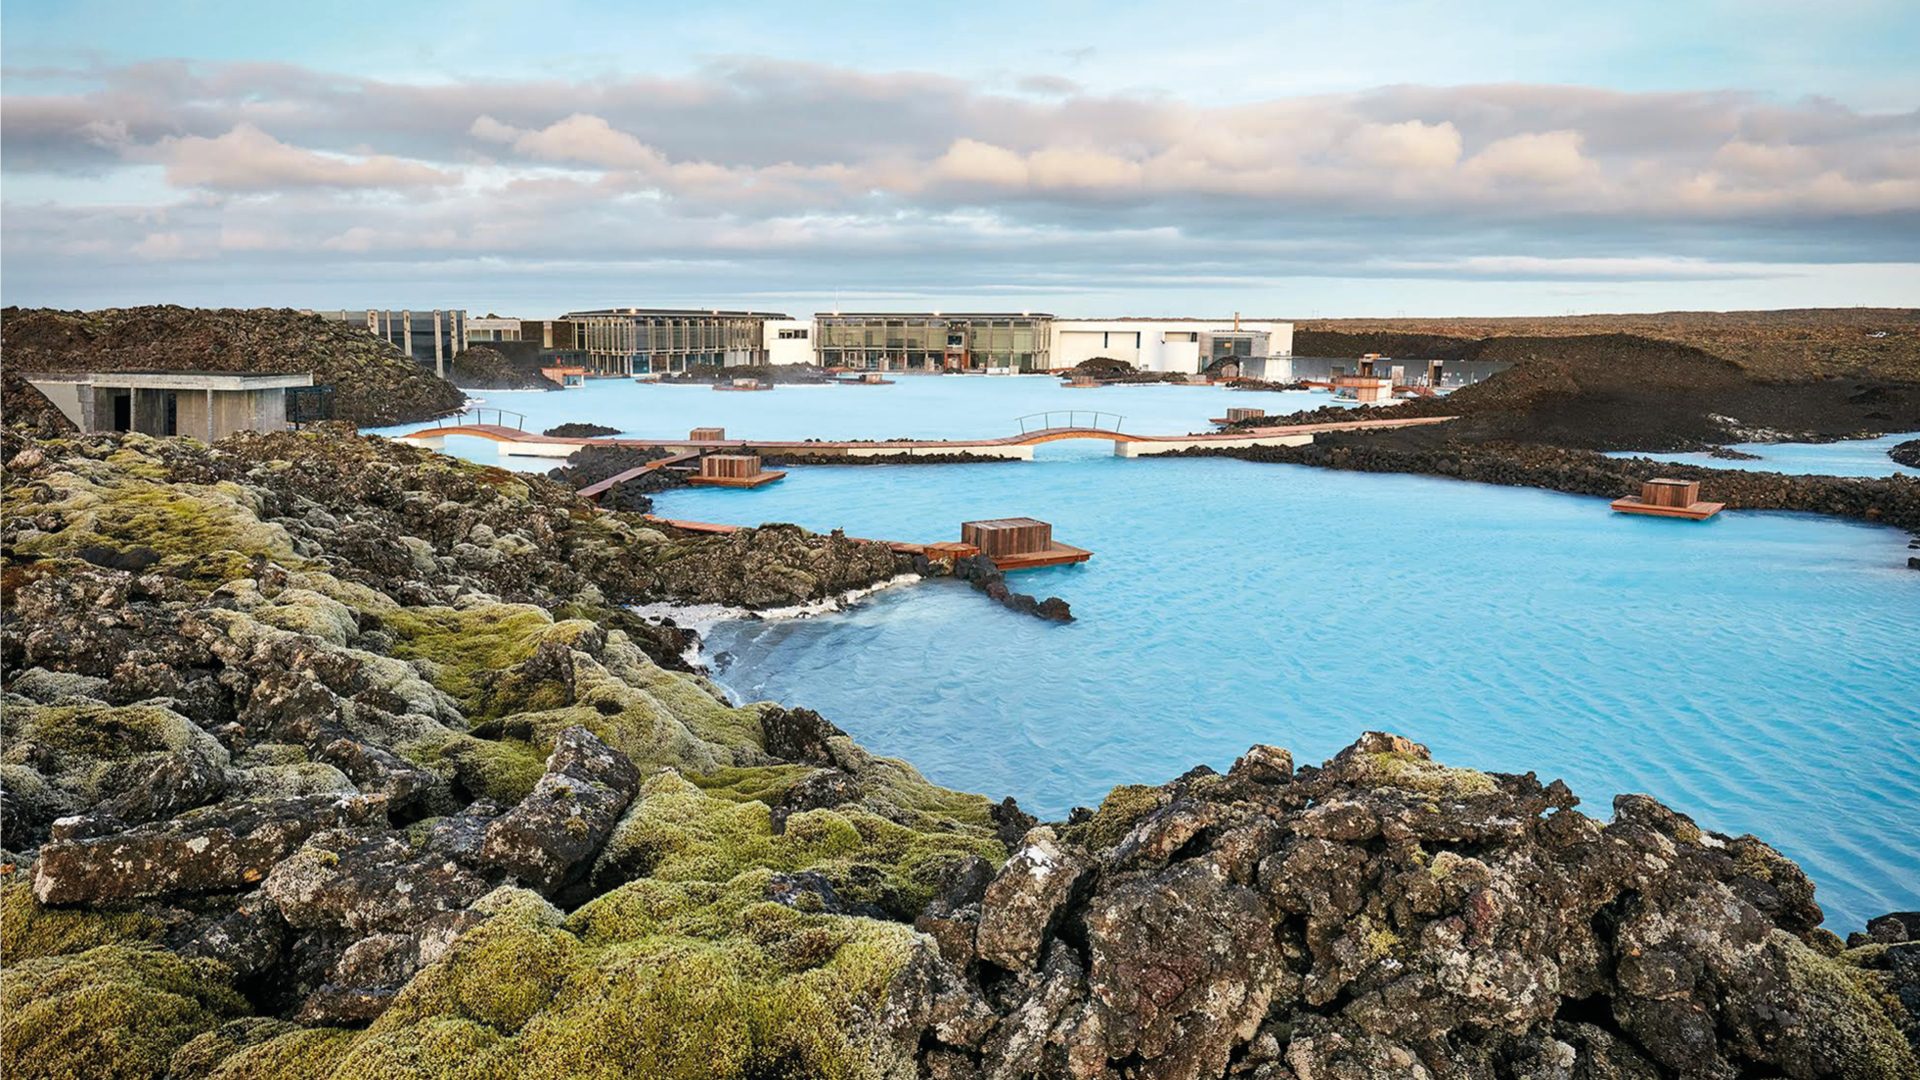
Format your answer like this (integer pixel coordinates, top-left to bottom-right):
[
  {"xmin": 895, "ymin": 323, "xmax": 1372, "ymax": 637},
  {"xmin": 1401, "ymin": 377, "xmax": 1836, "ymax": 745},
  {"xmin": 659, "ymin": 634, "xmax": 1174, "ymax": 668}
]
[
  {"xmin": 402, "ymin": 309, "xmax": 414, "ymax": 363},
  {"xmin": 206, "ymin": 388, "xmax": 215, "ymax": 442},
  {"xmin": 433, "ymin": 309, "xmax": 445, "ymax": 378}
]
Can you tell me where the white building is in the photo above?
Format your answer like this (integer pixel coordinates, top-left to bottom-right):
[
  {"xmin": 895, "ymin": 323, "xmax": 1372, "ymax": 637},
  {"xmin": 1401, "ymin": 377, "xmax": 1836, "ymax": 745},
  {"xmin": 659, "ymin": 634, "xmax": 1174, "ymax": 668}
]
[
  {"xmin": 762, "ymin": 319, "xmax": 815, "ymax": 365},
  {"xmin": 1050, "ymin": 318, "xmax": 1294, "ymax": 377},
  {"xmin": 466, "ymin": 317, "xmax": 523, "ymax": 344}
]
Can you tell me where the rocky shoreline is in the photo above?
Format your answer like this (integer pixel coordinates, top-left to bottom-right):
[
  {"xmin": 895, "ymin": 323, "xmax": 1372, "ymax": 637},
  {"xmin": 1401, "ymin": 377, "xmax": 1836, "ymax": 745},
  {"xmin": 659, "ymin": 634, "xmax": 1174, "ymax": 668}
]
[{"xmin": 2, "ymin": 426, "xmax": 1916, "ymax": 1078}]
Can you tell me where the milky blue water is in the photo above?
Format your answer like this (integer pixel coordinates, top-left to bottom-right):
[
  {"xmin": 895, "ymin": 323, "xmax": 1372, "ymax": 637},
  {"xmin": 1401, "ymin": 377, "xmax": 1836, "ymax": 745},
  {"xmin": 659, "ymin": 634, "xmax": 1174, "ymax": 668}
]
[
  {"xmin": 383, "ymin": 379, "xmax": 1920, "ymax": 929},
  {"xmin": 1606, "ymin": 431, "xmax": 1920, "ymax": 478},
  {"xmin": 367, "ymin": 375, "xmax": 1352, "ymax": 472}
]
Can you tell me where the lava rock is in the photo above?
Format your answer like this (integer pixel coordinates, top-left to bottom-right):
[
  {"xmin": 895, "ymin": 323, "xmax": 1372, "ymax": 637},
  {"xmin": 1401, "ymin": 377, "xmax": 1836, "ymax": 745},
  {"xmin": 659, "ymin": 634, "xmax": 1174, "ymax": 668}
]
[{"xmin": 477, "ymin": 726, "xmax": 639, "ymax": 893}]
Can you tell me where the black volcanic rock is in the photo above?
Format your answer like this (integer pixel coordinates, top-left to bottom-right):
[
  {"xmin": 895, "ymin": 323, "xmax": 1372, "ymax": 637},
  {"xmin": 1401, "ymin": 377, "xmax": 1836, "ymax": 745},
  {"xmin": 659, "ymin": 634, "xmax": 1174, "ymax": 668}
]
[{"xmin": 0, "ymin": 305, "xmax": 467, "ymax": 426}]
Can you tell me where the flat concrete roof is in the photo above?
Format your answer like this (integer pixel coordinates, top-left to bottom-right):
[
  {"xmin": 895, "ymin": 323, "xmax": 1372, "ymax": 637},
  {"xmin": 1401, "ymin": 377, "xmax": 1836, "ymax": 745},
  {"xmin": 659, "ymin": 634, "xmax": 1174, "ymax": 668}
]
[
  {"xmin": 817, "ymin": 312, "xmax": 1056, "ymax": 320},
  {"xmin": 29, "ymin": 371, "xmax": 314, "ymax": 390},
  {"xmin": 564, "ymin": 308, "xmax": 791, "ymax": 319}
]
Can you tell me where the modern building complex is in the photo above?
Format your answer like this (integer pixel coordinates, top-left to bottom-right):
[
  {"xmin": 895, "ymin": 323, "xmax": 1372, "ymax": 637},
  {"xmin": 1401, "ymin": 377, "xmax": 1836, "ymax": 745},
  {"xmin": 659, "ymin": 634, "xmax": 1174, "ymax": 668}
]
[
  {"xmin": 27, "ymin": 371, "xmax": 316, "ymax": 440},
  {"xmin": 814, "ymin": 313, "xmax": 1054, "ymax": 372},
  {"xmin": 562, "ymin": 308, "xmax": 791, "ymax": 375},
  {"xmin": 467, "ymin": 317, "xmax": 584, "ymax": 355},
  {"xmin": 803, "ymin": 313, "xmax": 1291, "ymax": 375},
  {"xmin": 310, "ymin": 309, "xmax": 467, "ymax": 378},
  {"xmin": 312, "ymin": 299, "xmax": 1298, "ymax": 379},
  {"xmin": 1050, "ymin": 317, "xmax": 1294, "ymax": 377}
]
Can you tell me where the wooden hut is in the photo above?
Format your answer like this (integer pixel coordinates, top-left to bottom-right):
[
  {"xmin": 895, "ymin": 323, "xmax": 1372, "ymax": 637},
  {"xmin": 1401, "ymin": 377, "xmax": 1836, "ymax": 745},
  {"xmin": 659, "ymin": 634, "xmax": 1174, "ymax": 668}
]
[
  {"xmin": 958, "ymin": 517, "xmax": 1091, "ymax": 570},
  {"xmin": 1610, "ymin": 478, "xmax": 1724, "ymax": 520},
  {"xmin": 688, "ymin": 453, "xmax": 785, "ymax": 488}
]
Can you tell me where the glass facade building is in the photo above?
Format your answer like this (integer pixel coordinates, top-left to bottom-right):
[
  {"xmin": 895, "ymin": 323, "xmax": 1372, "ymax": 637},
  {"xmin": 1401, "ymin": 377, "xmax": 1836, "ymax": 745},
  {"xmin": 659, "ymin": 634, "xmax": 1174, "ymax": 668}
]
[
  {"xmin": 815, "ymin": 313, "xmax": 1054, "ymax": 372},
  {"xmin": 309, "ymin": 309, "xmax": 466, "ymax": 378},
  {"xmin": 564, "ymin": 308, "xmax": 791, "ymax": 375}
]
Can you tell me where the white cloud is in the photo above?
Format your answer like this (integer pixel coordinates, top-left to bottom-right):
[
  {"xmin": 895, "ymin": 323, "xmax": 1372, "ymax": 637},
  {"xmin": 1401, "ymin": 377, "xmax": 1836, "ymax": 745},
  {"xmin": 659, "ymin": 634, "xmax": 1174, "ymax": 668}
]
[
  {"xmin": 1343, "ymin": 120, "xmax": 1463, "ymax": 171},
  {"xmin": 153, "ymin": 123, "xmax": 455, "ymax": 191},
  {"xmin": 1463, "ymin": 130, "xmax": 1596, "ymax": 185},
  {"xmin": 933, "ymin": 139, "xmax": 1029, "ymax": 187}
]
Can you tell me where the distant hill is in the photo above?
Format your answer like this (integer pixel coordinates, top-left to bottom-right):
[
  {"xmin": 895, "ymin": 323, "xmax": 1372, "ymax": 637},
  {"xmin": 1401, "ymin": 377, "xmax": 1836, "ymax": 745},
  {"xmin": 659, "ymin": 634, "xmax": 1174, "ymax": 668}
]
[
  {"xmin": 0, "ymin": 305, "xmax": 467, "ymax": 427},
  {"xmin": 1295, "ymin": 308, "xmax": 1920, "ymax": 382}
]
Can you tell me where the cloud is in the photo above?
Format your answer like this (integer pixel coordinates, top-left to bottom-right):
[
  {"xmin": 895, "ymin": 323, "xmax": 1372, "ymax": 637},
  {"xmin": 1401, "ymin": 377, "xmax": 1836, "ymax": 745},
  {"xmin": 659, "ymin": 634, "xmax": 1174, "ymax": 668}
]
[
  {"xmin": 2, "ymin": 57, "xmax": 1916, "ymax": 309},
  {"xmin": 1462, "ymin": 130, "xmax": 1596, "ymax": 185},
  {"xmin": 152, "ymin": 123, "xmax": 457, "ymax": 191},
  {"xmin": 933, "ymin": 139, "xmax": 1029, "ymax": 186},
  {"xmin": 479, "ymin": 113, "xmax": 669, "ymax": 172},
  {"xmin": 1343, "ymin": 121, "xmax": 1463, "ymax": 171}
]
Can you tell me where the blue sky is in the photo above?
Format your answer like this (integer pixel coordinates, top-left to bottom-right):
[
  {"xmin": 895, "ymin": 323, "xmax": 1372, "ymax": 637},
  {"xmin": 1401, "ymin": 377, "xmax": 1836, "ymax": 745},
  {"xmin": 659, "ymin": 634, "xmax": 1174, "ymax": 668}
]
[{"xmin": 3, "ymin": 0, "xmax": 1916, "ymax": 317}]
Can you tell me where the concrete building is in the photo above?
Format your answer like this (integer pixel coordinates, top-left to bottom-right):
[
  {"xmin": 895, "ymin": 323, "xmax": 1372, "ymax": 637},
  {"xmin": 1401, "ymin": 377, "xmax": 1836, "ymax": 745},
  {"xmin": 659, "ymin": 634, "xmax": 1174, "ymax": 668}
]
[
  {"xmin": 465, "ymin": 317, "xmax": 523, "ymax": 344},
  {"xmin": 1051, "ymin": 318, "xmax": 1294, "ymax": 377},
  {"xmin": 27, "ymin": 372, "xmax": 314, "ymax": 440},
  {"xmin": 310, "ymin": 309, "xmax": 467, "ymax": 378},
  {"xmin": 763, "ymin": 319, "xmax": 815, "ymax": 366},
  {"xmin": 815, "ymin": 313, "xmax": 1054, "ymax": 372},
  {"xmin": 563, "ymin": 308, "xmax": 790, "ymax": 375}
]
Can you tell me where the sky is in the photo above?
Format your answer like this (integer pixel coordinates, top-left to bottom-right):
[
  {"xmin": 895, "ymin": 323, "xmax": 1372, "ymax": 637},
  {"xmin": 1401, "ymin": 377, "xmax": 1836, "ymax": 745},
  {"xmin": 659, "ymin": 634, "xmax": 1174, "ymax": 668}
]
[{"xmin": 2, "ymin": 0, "xmax": 1917, "ymax": 318}]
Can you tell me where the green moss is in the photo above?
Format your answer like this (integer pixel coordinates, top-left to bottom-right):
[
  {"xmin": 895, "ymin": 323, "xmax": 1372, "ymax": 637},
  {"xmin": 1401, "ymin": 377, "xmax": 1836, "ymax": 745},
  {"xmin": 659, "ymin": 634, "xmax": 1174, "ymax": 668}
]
[
  {"xmin": 377, "ymin": 890, "xmax": 574, "ymax": 1035},
  {"xmin": 327, "ymin": 1019, "xmax": 506, "ymax": 1080},
  {"xmin": 1361, "ymin": 751, "xmax": 1498, "ymax": 798},
  {"xmin": 403, "ymin": 734, "xmax": 546, "ymax": 805},
  {"xmin": 593, "ymin": 773, "xmax": 1000, "ymax": 916},
  {"xmin": 11, "ymin": 477, "xmax": 300, "ymax": 584},
  {"xmin": 1777, "ymin": 932, "xmax": 1918, "ymax": 1078},
  {"xmin": 1361, "ymin": 922, "xmax": 1402, "ymax": 962},
  {"xmin": 688, "ymin": 764, "xmax": 815, "ymax": 805},
  {"xmin": 381, "ymin": 603, "xmax": 558, "ymax": 716},
  {"xmin": 1, "ymin": 703, "xmax": 225, "ymax": 801},
  {"xmin": 252, "ymin": 589, "xmax": 361, "ymax": 648},
  {"xmin": 0, "ymin": 881, "xmax": 167, "ymax": 962},
  {"xmin": 168, "ymin": 1017, "xmax": 303, "ymax": 1080},
  {"xmin": 1064, "ymin": 784, "xmax": 1165, "ymax": 851},
  {"xmin": 1, "ymin": 945, "xmax": 246, "ymax": 1080},
  {"xmin": 198, "ymin": 1027, "xmax": 357, "ymax": 1080}
]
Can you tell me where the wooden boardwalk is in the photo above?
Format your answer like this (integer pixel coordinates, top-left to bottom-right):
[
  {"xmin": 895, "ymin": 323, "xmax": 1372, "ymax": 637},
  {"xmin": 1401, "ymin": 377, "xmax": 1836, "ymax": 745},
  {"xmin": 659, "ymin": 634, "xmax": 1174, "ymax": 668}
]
[{"xmin": 398, "ymin": 415, "xmax": 1455, "ymax": 462}]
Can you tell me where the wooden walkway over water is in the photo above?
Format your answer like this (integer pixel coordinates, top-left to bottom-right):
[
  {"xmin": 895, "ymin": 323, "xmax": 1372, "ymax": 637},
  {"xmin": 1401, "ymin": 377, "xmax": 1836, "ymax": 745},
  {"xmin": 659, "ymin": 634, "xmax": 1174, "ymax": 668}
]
[{"xmin": 397, "ymin": 414, "xmax": 1454, "ymax": 462}]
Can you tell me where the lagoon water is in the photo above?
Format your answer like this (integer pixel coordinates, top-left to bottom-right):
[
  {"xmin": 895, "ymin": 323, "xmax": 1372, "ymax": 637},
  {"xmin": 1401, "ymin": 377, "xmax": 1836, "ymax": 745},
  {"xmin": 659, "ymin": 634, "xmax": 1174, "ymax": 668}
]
[
  {"xmin": 1606, "ymin": 431, "xmax": 1920, "ymax": 478},
  {"xmin": 388, "ymin": 377, "xmax": 1920, "ymax": 928}
]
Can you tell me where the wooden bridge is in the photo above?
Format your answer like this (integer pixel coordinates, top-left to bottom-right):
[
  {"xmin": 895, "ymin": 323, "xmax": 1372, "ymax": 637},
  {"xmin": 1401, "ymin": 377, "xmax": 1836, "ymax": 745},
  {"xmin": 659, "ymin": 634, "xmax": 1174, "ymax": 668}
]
[{"xmin": 396, "ymin": 410, "xmax": 1454, "ymax": 463}]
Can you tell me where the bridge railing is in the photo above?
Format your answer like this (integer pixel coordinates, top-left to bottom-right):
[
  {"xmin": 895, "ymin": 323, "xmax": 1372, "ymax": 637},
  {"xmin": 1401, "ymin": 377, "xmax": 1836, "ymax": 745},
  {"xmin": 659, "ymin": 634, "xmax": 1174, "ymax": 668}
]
[
  {"xmin": 1015, "ymin": 410, "xmax": 1126, "ymax": 434},
  {"xmin": 432, "ymin": 406, "xmax": 526, "ymax": 431}
]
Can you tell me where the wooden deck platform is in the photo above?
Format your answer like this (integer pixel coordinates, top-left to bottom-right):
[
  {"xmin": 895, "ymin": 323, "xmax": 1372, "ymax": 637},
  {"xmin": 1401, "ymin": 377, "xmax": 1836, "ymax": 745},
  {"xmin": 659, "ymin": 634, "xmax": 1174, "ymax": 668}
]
[
  {"xmin": 685, "ymin": 469, "xmax": 787, "ymax": 488},
  {"xmin": 988, "ymin": 542, "xmax": 1093, "ymax": 570},
  {"xmin": 1610, "ymin": 496, "xmax": 1726, "ymax": 520}
]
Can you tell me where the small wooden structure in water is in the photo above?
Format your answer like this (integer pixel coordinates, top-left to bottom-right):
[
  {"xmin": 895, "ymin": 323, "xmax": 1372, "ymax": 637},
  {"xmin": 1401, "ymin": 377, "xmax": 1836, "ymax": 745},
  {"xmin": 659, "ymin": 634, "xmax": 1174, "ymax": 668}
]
[
  {"xmin": 1066, "ymin": 374, "xmax": 1102, "ymax": 388},
  {"xmin": 1611, "ymin": 478, "xmax": 1724, "ymax": 520},
  {"xmin": 714, "ymin": 377, "xmax": 772, "ymax": 392},
  {"xmin": 688, "ymin": 453, "xmax": 786, "ymax": 488},
  {"xmin": 1212, "ymin": 406, "xmax": 1265, "ymax": 425},
  {"xmin": 839, "ymin": 372, "xmax": 894, "ymax": 385},
  {"xmin": 958, "ymin": 517, "xmax": 1092, "ymax": 570},
  {"xmin": 689, "ymin": 426, "xmax": 726, "ymax": 441}
]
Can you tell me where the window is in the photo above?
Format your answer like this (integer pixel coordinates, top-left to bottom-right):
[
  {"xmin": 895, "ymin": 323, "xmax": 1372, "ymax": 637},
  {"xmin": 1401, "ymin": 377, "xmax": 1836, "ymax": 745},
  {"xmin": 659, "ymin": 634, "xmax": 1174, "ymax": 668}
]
[{"xmin": 778, "ymin": 328, "xmax": 809, "ymax": 340}]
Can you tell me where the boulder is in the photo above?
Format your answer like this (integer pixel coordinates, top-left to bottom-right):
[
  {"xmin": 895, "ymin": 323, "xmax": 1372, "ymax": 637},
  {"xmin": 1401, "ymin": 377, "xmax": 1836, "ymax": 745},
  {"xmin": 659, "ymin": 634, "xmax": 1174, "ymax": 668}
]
[
  {"xmin": 976, "ymin": 826, "xmax": 1091, "ymax": 972},
  {"xmin": 477, "ymin": 726, "xmax": 639, "ymax": 893},
  {"xmin": 32, "ymin": 792, "xmax": 386, "ymax": 904}
]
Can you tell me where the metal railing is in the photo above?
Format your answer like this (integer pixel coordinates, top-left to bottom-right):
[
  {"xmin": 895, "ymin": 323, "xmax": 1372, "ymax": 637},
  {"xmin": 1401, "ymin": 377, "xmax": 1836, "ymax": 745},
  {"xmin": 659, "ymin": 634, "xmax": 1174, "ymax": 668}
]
[
  {"xmin": 1015, "ymin": 411, "xmax": 1127, "ymax": 434},
  {"xmin": 433, "ymin": 406, "xmax": 526, "ymax": 430}
]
